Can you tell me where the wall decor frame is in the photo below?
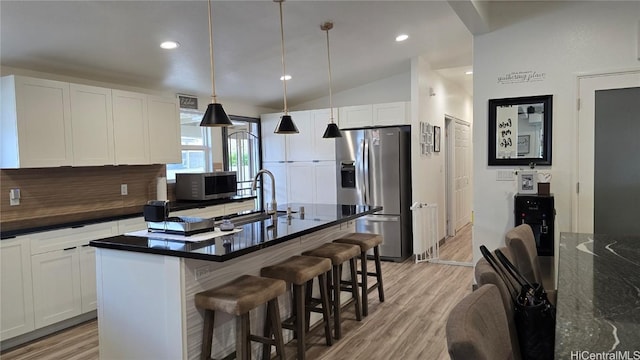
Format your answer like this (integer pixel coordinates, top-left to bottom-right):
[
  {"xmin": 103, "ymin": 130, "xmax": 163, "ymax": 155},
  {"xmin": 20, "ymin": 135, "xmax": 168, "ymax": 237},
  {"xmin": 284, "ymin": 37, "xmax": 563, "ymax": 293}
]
[
  {"xmin": 433, "ymin": 126, "xmax": 441, "ymax": 152},
  {"xmin": 419, "ymin": 121, "xmax": 433, "ymax": 155},
  {"xmin": 488, "ymin": 94, "xmax": 552, "ymax": 166}
]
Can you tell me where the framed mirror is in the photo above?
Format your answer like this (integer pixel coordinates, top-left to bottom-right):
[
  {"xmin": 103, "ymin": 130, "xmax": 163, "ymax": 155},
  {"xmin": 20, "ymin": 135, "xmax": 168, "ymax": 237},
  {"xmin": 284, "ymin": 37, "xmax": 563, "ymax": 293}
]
[{"xmin": 488, "ymin": 95, "xmax": 552, "ymax": 166}]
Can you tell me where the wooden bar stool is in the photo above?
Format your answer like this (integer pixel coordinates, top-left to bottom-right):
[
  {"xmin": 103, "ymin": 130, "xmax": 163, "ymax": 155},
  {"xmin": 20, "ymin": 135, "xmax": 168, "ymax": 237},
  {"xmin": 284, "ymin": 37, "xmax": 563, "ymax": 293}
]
[
  {"xmin": 334, "ymin": 232, "xmax": 385, "ymax": 317},
  {"xmin": 194, "ymin": 275, "xmax": 287, "ymax": 360},
  {"xmin": 261, "ymin": 256, "xmax": 333, "ymax": 360},
  {"xmin": 302, "ymin": 243, "xmax": 362, "ymax": 339}
]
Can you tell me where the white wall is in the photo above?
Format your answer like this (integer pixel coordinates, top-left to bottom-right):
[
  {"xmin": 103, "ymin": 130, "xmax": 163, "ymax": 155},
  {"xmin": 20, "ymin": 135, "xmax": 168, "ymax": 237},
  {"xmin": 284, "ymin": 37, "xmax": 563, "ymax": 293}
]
[
  {"xmin": 291, "ymin": 71, "xmax": 411, "ymax": 111},
  {"xmin": 411, "ymin": 56, "xmax": 473, "ymax": 244},
  {"xmin": 472, "ymin": 1, "xmax": 640, "ymax": 263}
]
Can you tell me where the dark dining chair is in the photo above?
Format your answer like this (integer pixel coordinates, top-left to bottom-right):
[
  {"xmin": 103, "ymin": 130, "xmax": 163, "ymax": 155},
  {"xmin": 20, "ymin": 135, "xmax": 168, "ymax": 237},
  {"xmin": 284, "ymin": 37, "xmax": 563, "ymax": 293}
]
[
  {"xmin": 475, "ymin": 247, "xmax": 521, "ymax": 360},
  {"xmin": 446, "ymin": 284, "xmax": 514, "ymax": 360},
  {"xmin": 505, "ymin": 224, "xmax": 556, "ymax": 305}
]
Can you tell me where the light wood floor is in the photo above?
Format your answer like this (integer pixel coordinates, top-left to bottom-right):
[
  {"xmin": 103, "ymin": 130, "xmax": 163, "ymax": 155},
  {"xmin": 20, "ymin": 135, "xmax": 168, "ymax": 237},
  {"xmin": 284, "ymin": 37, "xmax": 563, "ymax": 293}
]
[
  {"xmin": 2, "ymin": 229, "xmax": 473, "ymax": 360},
  {"xmin": 439, "ymin": 223, "xmax": 473, "ymax": 263}
]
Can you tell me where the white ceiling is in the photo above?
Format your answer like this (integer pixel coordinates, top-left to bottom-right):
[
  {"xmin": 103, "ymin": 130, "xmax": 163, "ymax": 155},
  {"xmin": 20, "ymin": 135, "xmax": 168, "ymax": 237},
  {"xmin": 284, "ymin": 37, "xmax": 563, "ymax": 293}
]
[{"xmin": 0, "ymin": 1, "xmax": 474, "ymax": 110}]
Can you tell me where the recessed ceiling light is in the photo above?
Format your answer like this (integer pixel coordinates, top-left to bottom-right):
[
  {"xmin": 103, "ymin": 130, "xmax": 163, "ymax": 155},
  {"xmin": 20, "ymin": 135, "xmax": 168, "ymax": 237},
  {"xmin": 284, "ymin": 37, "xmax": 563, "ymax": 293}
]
[
  {"xmin": 280, "ymin": 75, "xmax": 292, "ymax": 81},
  {"xmin": 160, "ymin": 41, "xmax": 180, "ymax": 50},
  {"xmin": 465, "ymin": 70, "xmax": 473, "ymax": 75},
  {"xmin": 395, "ymin": 34, "xmax": 409, "ymax": 42}
]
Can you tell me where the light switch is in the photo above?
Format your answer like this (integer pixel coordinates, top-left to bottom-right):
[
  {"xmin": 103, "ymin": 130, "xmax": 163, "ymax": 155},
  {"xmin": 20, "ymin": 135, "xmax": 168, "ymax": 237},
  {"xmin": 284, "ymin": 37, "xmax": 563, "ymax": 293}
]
[{"xmin": 496, "ymin": 170, "xmax": 515, "ymax": 181}]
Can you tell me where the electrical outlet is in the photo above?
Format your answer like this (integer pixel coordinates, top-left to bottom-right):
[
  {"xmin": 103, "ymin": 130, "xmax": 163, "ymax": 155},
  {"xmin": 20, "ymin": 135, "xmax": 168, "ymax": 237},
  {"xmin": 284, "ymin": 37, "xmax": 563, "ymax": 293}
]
[
  {"xmin": 120, "ymin": 184, "xmax": 128, "ymax": 196},
  {"xmin": 9, "ymin": 188, "xmax": 20, "ymax": 206},
  {"xmin": 195, "ymin": 266, "xmax": 211, "ymax": 280}
]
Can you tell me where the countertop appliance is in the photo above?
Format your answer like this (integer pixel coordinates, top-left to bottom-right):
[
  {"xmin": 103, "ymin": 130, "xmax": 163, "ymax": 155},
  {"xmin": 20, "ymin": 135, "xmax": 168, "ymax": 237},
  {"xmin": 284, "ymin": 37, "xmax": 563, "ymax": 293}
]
[
  {"xmin": 175, "ymin": 171, "xmax": 237, "ymax": 201},
  {"xmin": 143, "ymin": 200, "xmax": 215, "ymax": 236},
  {"xmin": 336, "ymin": 126, "xmax": 413, "ymax": 261}
]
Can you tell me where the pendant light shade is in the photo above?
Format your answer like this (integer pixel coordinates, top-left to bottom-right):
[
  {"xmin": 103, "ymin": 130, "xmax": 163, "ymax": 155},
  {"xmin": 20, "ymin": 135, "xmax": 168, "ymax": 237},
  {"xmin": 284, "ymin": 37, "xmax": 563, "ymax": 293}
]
[
  {"xmin": 320, "ymin": 21, "xmax": 341, "ymax": 138},
  {"xmin": 201, "ymin": 103, "xmax": 231, "ymax": 127},
  {"xmin": 273, "ymin": 0, "xmax": 298, "ymax": 134},
  {"xmin": 200, "ymin": 0, "xmax": 232, "ymax": 127},
  {"xmin": 322, "ymin": 122, "xmax": 341, "ymax": 138},
  {"xmin": 274, "ymin": 115, "xmax": 299, "ymax": 134}
]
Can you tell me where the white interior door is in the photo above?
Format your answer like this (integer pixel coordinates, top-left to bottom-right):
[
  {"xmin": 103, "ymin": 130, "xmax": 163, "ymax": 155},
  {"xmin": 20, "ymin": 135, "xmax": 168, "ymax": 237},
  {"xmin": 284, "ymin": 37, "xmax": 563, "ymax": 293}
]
[
  {"xmin": 576, "ymin": 71, "xmax": 640, "ymax": 233},
  {"xmin": 455, "ymin": 120, "xmax": 472, "ymax": 231}
]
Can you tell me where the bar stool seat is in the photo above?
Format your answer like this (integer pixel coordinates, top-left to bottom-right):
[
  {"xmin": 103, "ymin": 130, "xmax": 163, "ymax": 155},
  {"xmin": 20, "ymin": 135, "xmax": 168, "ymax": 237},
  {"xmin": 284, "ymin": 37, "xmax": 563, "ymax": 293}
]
[
  {"xmin": 261, "ymin": 256, "xmax": 333, "ymax": 360},
  {"xmin": 195, "ymin": 274, "xmax": 287, "ymax": 360},
  {"xmin": 334, "ymin": 232, "xmax": 385, "ymax": 317},
  {"xmin": 302, "ymin": 243, "xmax": 362, "ymax": 339}
]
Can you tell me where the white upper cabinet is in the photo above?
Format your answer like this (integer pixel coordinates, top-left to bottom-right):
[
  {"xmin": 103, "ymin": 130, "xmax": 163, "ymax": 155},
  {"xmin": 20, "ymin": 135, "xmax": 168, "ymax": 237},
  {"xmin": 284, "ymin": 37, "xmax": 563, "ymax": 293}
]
[
  {"xmin": 285, "ymin": 111, "xmax": 313, "ymax": 162},
  {"xmin": 338, "ymin": 102, "xmax": 410, "ymax": 129},
  {"xmin": 261, "ymin": 113, "xmax": 287, "ymax": 162},
  {"xmin": 373, "ymin": 102, "xmax": 410, "ymax": 126},
  {"xmin": 311, "ymin": 109, "xmax": 336, "ymax": 161},
  {"xmin": 261, "ymin": 109, "xmax": 336, "ymax": 163},
  {"xmin": 70, "ymin": 84, "xmax": 114, "ymax": 166},
  {"xmin": 1, "ymin": 75, "xmax": 181, "ymax": 168},
  {"xmin": 148, "ymin": 95, "xmax": 181, "ymax": 164},
  {"xmin": 1, "ymin": 76, "xmax": 73, "ymax": 168},
  {"xmin": 112, "ymin": 90, "xmax": 149, "ymax": 165},
  {"xmin": 338, "ymin": 104, "xmax": 373, "ymax": 129}
]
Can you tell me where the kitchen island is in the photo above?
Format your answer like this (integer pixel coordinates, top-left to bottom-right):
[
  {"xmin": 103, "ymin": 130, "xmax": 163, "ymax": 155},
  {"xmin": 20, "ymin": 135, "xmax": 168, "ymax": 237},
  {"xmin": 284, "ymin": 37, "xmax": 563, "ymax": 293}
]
[{"xmin": 90, "ymin": 203, "xmax": 380, "ymax": 360}]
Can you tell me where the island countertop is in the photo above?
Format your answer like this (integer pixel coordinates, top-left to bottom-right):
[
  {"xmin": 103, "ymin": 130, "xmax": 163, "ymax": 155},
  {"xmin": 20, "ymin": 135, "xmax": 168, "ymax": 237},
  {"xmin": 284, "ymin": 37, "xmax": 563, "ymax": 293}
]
[
  {"xmin": 90, "ymin": 203, "xmax": 381, "ymax": 262},
  {"xmin": 555, "ymin": 232, "xmax": 640, "ymax": 358}
]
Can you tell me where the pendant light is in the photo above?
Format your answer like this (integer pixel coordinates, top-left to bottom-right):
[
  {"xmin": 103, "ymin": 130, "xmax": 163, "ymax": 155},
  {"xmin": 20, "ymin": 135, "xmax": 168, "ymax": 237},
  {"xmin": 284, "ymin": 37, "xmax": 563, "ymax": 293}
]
[
  {"xmin": 321, "ymin": 21, "xmax": 342, "ymax": 138},
  {"xmin": 273, "ymin": 0, "xmax": 299, "ymax": 134},
  {"xmin": 200, "ymin": 0, "xmax": 232, "ymax": 127}
]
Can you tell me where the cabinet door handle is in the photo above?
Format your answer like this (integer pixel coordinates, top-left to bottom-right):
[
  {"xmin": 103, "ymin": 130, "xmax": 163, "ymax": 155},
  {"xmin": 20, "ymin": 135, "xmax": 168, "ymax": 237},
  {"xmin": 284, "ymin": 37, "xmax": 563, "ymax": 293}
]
[
  {"xmin": 81, "ymin": 244, "xmax": 90, "ymax": 247},
  {"xmin": 63, "ymin": 246, "xmax": 77, "ymax": 251},
  {"xmin": 71, "ymin": 225, "xmax": 85, "ymax": 229}
]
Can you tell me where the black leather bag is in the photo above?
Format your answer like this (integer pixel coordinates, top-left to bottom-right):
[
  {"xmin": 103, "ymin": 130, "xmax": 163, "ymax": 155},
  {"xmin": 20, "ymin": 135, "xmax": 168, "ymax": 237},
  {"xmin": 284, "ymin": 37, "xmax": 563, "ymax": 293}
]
[{"xmin": 480, "ymin": 245, "xmax": 556, "ymax": 360}]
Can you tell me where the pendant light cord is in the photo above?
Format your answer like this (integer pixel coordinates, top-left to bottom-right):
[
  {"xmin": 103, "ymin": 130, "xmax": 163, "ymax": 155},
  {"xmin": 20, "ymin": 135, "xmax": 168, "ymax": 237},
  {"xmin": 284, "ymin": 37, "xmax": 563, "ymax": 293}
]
[
  {"xmin": 323, "ymin": 23, "xmax": 334, "ymax": 123},
  {"xmin": 278, "ymin": 1, "xmax": 289, "ymax": 115},
  {"xmin": 208, "ymin": 0, "xmax": 217, "ymax": 103}
]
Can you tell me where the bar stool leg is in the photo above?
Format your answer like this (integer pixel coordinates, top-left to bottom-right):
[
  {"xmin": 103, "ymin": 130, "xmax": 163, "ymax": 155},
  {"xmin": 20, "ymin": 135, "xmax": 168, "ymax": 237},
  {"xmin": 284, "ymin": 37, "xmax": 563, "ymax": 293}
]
[
  {"xmin": 236, "ymin": 313, "xmax": 250, "ymax": 360},
  {"xmin": 374, "ymin": 246, "xmax": 385, "ymax": 302},
  {"xmin": 268, "ymin": 298, "xmax": 286, "ymax": 360},
  {"xmin": 201, "ymin": 310, "xmax": 215, "ymax": 360},
  {"xmin": 349, "ymin": 257, "xmax": 362, "ymax": 321},
  {"xmin": 332, "ymin": 265, "xmax": 342, "ymax": 339},
  {"xmin": 305, "ymin": 279, "xmax": 313, "ymax": 333},
  {"xmin": 293, "ymin": 284, "xmax": 306, "ymax": 360},
  {"xmin": 318, "ymin": 272, "xmax": 333, "ymax": 346},
  {"xmin": 359, "ymin": 251, "xmax": 369, "ymax": 316}
]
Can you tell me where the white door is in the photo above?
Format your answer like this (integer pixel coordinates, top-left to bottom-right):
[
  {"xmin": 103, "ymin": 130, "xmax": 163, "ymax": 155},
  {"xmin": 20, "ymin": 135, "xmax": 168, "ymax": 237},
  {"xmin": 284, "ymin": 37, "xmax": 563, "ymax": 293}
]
[
  {"xmin": 112, "ymin": 90, "xmax": 149, "ymax": 165},
  {"xmin": 455, "ymin": 120, "xmax": 472, "ymax": 231},
  {"xmin": 79, "ymin": 245, "xmax": 97, "ymax": 313},
  {"xmin": 0, "ymin": 237, "xmax": 35, "ymax": 340},
  {"xmin": 70, "ymin": 84, "xmax": 114, "ymax": 166},
  {"xmin": 148, "ymin": 96, "xmax": 181, "ymax": 164},
  {"xmin": 576, "ymin": 71, "xmax": 640, "ymax": 233}
]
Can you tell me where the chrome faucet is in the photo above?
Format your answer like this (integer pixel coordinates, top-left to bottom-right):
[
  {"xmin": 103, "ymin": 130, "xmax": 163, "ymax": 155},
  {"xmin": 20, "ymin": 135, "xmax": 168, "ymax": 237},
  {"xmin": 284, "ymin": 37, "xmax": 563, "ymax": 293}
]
[{"xmin": 251, "ymin": 169, "xmax": 277, "ymax": 214}]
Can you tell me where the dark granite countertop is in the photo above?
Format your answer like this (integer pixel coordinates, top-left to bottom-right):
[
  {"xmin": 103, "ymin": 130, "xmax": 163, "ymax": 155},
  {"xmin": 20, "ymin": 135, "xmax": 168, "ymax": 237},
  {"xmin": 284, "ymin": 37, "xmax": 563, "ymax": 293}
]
[
  {"xmin": 0, "ymin": 195, "xmax": 256, "ymax": 239},
  {"xmin": 90, "ymin": 204, "xmax": 381, "ymax": 262},
  {"xmin": 555, "ymin": 233, "xmax": 640, "ymax": 358}
]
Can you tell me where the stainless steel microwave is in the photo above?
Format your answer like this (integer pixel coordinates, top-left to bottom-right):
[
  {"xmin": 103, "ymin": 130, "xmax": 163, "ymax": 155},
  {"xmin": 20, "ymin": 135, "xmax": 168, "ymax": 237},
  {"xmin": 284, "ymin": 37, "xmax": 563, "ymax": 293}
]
[{"xmin": 175, "ymin": 172, "xmax": 237, "ymax": 200}]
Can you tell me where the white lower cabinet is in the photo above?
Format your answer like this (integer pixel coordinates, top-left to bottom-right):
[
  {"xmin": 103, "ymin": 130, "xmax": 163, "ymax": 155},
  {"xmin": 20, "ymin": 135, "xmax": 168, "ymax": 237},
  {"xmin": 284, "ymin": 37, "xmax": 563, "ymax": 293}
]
[
  {"xmin": 79, "ymin": 245, "xmax": 97, "ymax": 313},
  {"xmin": 31, "ymin": 248, "xmax": 82, "ymax": 328},
  {"xmin": 0, "ymin": 237, "xmax": 35, "ymax": 340},
  {"xmin": 28, "ymin": 222, "xmax": 117, "ymax": 330}
]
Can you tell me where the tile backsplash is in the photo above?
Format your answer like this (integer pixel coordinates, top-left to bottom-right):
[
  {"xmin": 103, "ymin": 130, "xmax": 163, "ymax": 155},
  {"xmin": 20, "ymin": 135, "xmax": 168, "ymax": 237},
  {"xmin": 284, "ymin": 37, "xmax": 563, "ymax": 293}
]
[{"xmin": 0, "ymin": 165, "xmax": 166, "ymax": 232}]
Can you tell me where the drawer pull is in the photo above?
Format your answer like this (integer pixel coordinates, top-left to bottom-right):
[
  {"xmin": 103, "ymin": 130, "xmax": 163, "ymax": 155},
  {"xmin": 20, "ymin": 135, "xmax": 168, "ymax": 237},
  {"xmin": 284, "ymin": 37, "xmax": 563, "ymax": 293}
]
[
  {"xmin": 81, "ymin": 244, "xmax": 90, "ymax": 247},
  {"xmin": 71, "ymin": 225, "xmax": 85, "ymax": 229},
  {"xmin": 63, "ymin": 246, "xmax": 76, "ymax": 251}
]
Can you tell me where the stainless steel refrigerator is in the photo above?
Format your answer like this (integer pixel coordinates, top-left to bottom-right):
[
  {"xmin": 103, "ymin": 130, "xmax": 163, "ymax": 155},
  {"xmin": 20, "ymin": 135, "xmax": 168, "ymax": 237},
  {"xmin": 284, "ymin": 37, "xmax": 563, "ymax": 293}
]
[{"xmin": 336, "ymin": 126, "xmax": 412, "ymax": 261}]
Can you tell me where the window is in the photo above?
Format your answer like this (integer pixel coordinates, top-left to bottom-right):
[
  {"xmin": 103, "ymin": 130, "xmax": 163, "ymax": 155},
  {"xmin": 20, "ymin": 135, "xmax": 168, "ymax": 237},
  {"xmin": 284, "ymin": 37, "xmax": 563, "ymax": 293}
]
[
  {"xmin": 167, "ymin": 111, "xmax": 262, "ymax": 196},
  {"xmin": 223, "ymin": 117, "xmax": 261, "ymax": 197},
  {"xmin": 166, "ymin": 109, "xmax": 213, "ymax": 181}
]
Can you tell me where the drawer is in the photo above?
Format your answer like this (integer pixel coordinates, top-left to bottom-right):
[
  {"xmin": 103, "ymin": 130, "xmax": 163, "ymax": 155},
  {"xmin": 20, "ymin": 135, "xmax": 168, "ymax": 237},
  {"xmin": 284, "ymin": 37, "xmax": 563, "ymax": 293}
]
[
  {"xmin": 117, "ymin": 217, "xmax": 147, "ymax": 234},
  {"xmin": 30, "ymin": 222, "xmax": 118, "ymax": 255}
]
